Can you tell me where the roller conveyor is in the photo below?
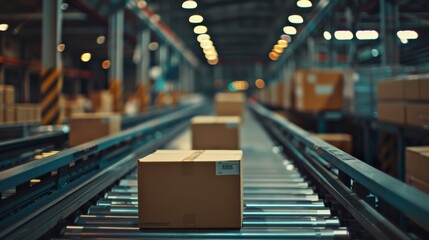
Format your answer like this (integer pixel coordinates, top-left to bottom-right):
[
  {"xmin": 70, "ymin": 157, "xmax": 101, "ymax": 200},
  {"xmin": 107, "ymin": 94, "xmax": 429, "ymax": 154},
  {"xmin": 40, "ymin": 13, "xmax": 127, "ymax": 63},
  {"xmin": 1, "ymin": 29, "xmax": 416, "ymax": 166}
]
[{"xmin": 58, "ymin": 110, "xmax": 350, "ymax": 239}]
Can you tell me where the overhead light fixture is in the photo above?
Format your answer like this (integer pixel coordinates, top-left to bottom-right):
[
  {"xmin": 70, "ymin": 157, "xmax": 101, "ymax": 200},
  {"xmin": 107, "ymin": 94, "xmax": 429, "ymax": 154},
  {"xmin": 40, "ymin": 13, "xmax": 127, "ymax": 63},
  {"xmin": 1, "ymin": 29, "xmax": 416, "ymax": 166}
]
[
  {"xmin": 283, "ymin": 26, "xmax": 297, "ymax": 35},
  {"xmin": 197, "ymin": 34, "xmax": 210, "ymax": 42},
  {"xmin": 148, "ymin": 42, "xmax": 159, "ymax": 51},
  {"xmin": 281, "ymin": 34, "xmax": 292, "ymax": 42},
  {"xmin": 102, "ymin": 60, "xmax": 111, "ymax": 69},
  {"xmin": 356, "ymin": 30, "xmax": 379, "ymax": 40},
  {"xmin": 57, "ymin": 43, "xmax": 65, "ymax": 52},
  {"xmin": 182, "ymin": 0, "xmax": 197, "ymax": 9},
  {"xmin": 96, "ymin": 35, "xmax": 105, "ymax": 45},
  {"xmin": 273, "ymin": 45, "xmax": 284, "ymax": 54},
  {"xmin": 255, "ymin": 79, "xmax": 265, "ymax": 88},
  {"xmin": 269, "ymin": 52, "xmax": 279, "ymax": 61},
  {"xmin": 334, "ymin": 30, "xmax": 353, "ymax": 40},
  {"xmin": 288, "ymin": 15, "xmax": 304, "ymax": 24},
  {"xmin": 189, "ymin": 15, "xmax": 203, "ymax": 23},
  {"xmin": 80, "ymin": 53, "xmax": 91, "ymax": 62},
  {"xmin": 297, "ymin": 0, "xmax": 312, "ymax": 8},
  {"xmin": 206, "ymin": 54, "xmax": 217, "ymax": 61},
  {"xmin": 400, "ymin": 38, "xmax": 408, "ymax": 44},
  {"xmin": 194, "ymin": 25, "xmax": 208, "ymax": 34},
  {"xmin": 278, "ymin": 40, "xmax": 288, "ymax": 48},
  {"xmin": 397, "ymin": 30, "xmax": 418, "ymax": 40},
  {"xmin": 323, "ymin": 31, "xmax": 332, "ymax": 40},
  {"xmin": 0, "ymin": 23, "xmax": 8, "ymax": 31},
  {"xmin": 150, "ymin": 14, "xmax": 161, "ymax": 23},
  {"xmin": 137, "ymin": 0, "xmax": 147, "ymax": 8},
  {"xmin": 371, "ymin": 49, "xmax": 379, "ymax": 57},
  {"xmin": 208, "ymin": 58, "xmax": 218, "ymax": 65}
]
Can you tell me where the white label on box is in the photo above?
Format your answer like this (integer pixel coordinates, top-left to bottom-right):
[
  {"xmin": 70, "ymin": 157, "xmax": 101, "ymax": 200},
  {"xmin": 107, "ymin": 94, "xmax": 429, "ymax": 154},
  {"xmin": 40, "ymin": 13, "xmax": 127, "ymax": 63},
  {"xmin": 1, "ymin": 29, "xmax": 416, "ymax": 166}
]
[
  {"xmin": 307, "ymin": 74, "xmax": 317, "ymax": 83},
  {"xmin": 216, "ymin": 161, "xmax": 240, "ymax": 175},
  {"xmin": 315, "ymin": 84, "xmax": 334, "ymax": 95}
]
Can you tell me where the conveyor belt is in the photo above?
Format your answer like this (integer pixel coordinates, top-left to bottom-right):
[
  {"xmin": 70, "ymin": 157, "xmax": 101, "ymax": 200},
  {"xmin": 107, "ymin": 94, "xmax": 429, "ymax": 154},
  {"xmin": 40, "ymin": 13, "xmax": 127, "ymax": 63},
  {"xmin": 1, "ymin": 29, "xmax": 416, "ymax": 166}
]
[{"xmin": 57, "ymin": 111, "xmax": 349, "ymax": 239}]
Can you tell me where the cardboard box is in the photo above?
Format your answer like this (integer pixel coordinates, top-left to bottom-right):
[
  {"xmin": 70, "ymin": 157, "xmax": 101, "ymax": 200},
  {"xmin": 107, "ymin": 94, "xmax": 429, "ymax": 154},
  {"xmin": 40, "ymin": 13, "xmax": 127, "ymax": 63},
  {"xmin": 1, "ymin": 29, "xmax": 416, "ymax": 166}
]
[
  {"xmin": 314, "ymin": 134, "xmax": 353, "ymax": 154},
  {"xmin": 0, "ymin": 105, "xmax": 4, "ymax": 123},
  {"xmin": 404, "ymin": 78, "xmax": 420, "ymax": 101},
  {"xmin": 406, "ymin": 147, "xmax": 429, "ymax": 182},
  {"xmin": 377, "ymin": 79, "xmax": 404, "ymax": 100},
  {"xmin": 215, "ymin": 93, "xmax": 245, "ymax": 117},
  {"xmin": 406, "ymin": 103, "xmax": 429, "ymax": 127},
  {"xmin": 294, "ymin": 70, "xmax": 343, "ymax": 112},
  {"xmin": 90, "ymin": 91, "xmax": 112, "ymax": 113},
  {"xmin": 406, "ymin": 174, "xmax": 429, "ymax": 195},
  {"xmin": 138, "ymin": 150, "xmax": 243, "ymax": 229},
  {"xmin": 283, "ymin": 80, "xmax": 295, "ymax": 109},
  {"xmin": 0, "ymin": 85, "xmax": 15, "ymax": 104},
  {"xmin": 377, "ymin": 102, "xmax": 406, "ymax": 124},
  {"xmin": 421, "ymin": 78, "xmax": 429, "ymax": 101},
  {"xmin": 69, "ymin": 113, "xmax": 121, "ymax": 146},
  {"xmin": 14, "ymin": 105, "xmax": 27, "ymax": 123},
  {"xmin": 191, "ymin": 116, "xmax": 240, "ymax": 150}
]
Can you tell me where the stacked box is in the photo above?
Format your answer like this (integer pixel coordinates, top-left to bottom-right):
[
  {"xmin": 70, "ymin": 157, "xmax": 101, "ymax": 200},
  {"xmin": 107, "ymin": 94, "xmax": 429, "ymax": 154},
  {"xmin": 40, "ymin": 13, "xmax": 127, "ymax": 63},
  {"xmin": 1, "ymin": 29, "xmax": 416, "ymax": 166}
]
[
  {"xmin": 405, "ymin": 146, "xmax": 429, "ymax": 194},
  {"xmin": 191, "ymin": 116, "xmax": 240, "ymax": 150},
  {"xmin": 215, "ymin": 93, "xmax": 245, "ymax": 117},
  {"xmin": 138, "ymin": 150, "xmax": 243, "ymax": 229},
  {"xmin": 69, "ymin": 112, "xmax": 121, "ymax": 146},
  {"xmin": 377, "ymin": 77, "xmax": 429, "ymax": 126},
  {"xmin": 293, "ymin": 70, "xmax": 343, "ymax": 112},
  {"xmin": 314, "ymin": 134, "xmax": 353, "ymax": 154}
]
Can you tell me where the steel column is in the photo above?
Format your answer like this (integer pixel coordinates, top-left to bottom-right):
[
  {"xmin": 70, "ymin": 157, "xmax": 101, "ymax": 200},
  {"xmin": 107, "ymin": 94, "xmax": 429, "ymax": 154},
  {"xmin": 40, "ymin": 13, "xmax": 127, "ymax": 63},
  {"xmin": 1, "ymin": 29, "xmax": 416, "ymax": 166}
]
[
  {"xmin": 108, "ymin": 8, "xmax": 124, "ymax": 112},
  {"xmin": 135, "ymin": 28, "xmax": 150, "ymax": 112},
  {"xmin": 380, "ymin": 0, "xmax": 399, "ymax": 66},
  {"xmin": 40, "ymin": 0, "xmax": 62, "ymax": 125}
]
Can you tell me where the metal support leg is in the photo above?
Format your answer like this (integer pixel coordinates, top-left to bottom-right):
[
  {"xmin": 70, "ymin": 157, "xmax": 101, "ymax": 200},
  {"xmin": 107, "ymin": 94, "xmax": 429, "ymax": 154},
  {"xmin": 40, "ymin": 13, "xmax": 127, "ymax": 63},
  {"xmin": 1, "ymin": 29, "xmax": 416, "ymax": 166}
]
[
  {"xmin": 108, "ymin": 8, "xmax": 124, "ymax": 113},
  {"xmin": 136, "ymin": 28, "xmax": 150, "ymax": 112},
  {"xmin": 380, "ymin": 0, "xmax": 399, "ymax": 66}
]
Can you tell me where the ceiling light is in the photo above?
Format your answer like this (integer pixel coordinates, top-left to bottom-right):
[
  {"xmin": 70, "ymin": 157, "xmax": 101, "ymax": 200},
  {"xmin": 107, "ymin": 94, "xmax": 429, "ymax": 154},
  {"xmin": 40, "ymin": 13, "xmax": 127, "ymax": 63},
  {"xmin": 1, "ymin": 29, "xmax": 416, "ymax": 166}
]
[
  {"xmin": 0, "ymin": 24, "xmax": 8, "ymax": 31},
  {"xmin": 189, "ymin": 15, "xmax": 203, "ymax": 23},
  {"xmin": 273, "ymin": 45, "xmax": 284, "ymax": 54},
  {"xmin": 297, "ymin": 0, "xmax": 312, "ymax": 8},
  {"xmin": 206, "ymin": 54, "xmax": 217, "ymax": 61},
  {"xmin": 283, "ymin": 26, "xmax": 297, "ymax": 35},
  {"xmin": 96, "ymin": 35, "xmax": 105, "ymax": 44},
  {"xmin": 371, "ymin": 49, "xmax": 379, "ymax": 57},
  {"xmin": 356, "ymin": 30, "xmax": 379, "ymax": 40},
  {"xmin": 102, "ymin": 60, "xmax": 111, "ymax": 69},
  {"xmin": 197, "ymin": 34, "xmax": 210, "ymax": 42},
  {"xmin": 269, "ymin": 52, "xmax": 279, "ymax": 61},
  {"xmin": 323, "ymin": 31, "xmax": 332, "ymax": 40},
  {"xmin": 81, "ymin": 53, "xmax": 91, "ymax": 62},
  {"xmin": 397, "ymin": 30, "xmax": 418, "ymax": 40},
  {"xmin": 208, "ymin": 58, "xmax": 218, "ymax": 65},
  {"xmin": 200, "ymin": 40, "xmax": 213, "ymax": 48},
  {"xmin": 203, "ymin": 47, "xmax": 216, "ymax": 53},
  {"xmin": 400, "ymin": 38, "xmax": 408, "ymax": 44},
  {"xmin": 182, "ymin": 0, "xmax": 197, "ymax": 9},
  {"xmin": 255, "ymin": 79, "xmax": 265, "ymax": 89},
  {"xmin": 148, "ymin": 42, "xmax": 159, "ymax": 51},
  {"xmin": 194, "ymin": 25, "xmax": 207, "ymax": 34},
  {"xmin": 288, "ymin": 15, "xmax": 304, "ymax": 24},
  {"xmin": 281, "ymin": 34, "xmax": 292, "ymax": 42},
  {"xmin": 150, "ymin": 14, "xmax": 161, "ymax": 23},
  {"xmin": 278, "ymin": 40, "xmax": 288, "ymax": 48},
  {"xmin": 334, "ymin": 30, "xmax": 353, "ymax": 40},
  {"xmin": 137, "ymin": 0, "xmax": 147, "ymax": 8},
  {"xmin": 57, "ymin": 43, "xmax": 65, "ymax": 52}
]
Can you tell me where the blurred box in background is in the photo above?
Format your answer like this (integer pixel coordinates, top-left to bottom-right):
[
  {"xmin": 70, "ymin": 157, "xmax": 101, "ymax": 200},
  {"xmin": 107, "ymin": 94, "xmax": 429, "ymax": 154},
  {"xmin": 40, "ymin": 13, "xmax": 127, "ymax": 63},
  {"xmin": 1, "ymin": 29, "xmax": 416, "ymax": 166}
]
[{"xmin": 191, "ymin": 116, "xmax": 240, "ymax": 150}]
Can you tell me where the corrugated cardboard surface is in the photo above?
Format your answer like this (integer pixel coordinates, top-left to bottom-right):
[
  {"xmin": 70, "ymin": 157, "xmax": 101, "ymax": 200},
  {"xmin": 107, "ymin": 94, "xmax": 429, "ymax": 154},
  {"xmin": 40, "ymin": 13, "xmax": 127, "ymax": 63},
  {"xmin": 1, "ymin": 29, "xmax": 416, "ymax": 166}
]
[
  {"xmin": 406, "ymin": 103, "xmax": 429, "ymax": 127},
  {"xmin": 377, "ymin": 102, "xmax": 406, "ymax": 124},
  {"xmin": 421, "ymin": 79, "xmax": 429, "ymax": 101},
  {"xmin": 377, "ymin": 79, "xmax": 404, "ymax": 100},
  {"xmin": 294, "ymin": 70, "xmax": 343, "ymax": 112},
  {"xmin": 69, "ymin": 113, "xmax": 120, "ymax": 146},
  {"xmin": 4, "ymin": 105, "xmax": 14, "ymax": 123},
  {"xmin": 404, "ymin": 78, "xmax": 420, "ymax": 101},
  {"xmin": 314, "ymin": 134, "xmax": 353, "ymax": 154},
  {"xmin": 0, "ymin": 85, "xmax": 15, "ymax": 104},
  {"xmin": 406, "ymin": 174, "xmax": 429, "ymax": 195},
  {"xmin": 90, "ymin": 91, "xmax": 113, "ymax": 113},
  {"xmin": 215, "ymin": 93, "xmax": 244, "ymax": 117},
  {"xmin": 191, "ymin": 116, "xmax": 240, "ymax": 150},
  {"xmin": 138, "ymin": 150, "xmax": 243, "ymax": 229},
  {"xmin": 406, "ymin": 147, "xmax": 429, "ymax": 182},
  {"xmin": 14, "ymin": 105, "xmax": 27, "ymax": 123}
]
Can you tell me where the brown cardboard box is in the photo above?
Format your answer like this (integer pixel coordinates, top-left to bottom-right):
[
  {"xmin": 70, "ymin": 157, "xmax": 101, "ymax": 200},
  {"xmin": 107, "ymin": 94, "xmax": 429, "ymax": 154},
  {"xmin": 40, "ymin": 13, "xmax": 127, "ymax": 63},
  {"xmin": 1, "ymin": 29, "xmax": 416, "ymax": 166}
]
[
  {"xmin": 138, "ymin": 150, "xmax": 243, "ymax": 229},
  {"xmin": 215, "ymin": 93, "xmax": 245, "ymax": 117},
  {"xmin": 404, "ymin": 78, "xmax": 420, "ymax": 101},
  {"xmin": 406, "ymin": 147, "xmax": 429, "ymax": 182},
  {"xmin": 294, "ymin": 70, "xmax": 343, "ymax": 112},
  {"xmin": 14, "ymin": 105, "xmax": 27, "ymax": 123},
  {"xmin": 191, "ymin": 116, "xmax": 240, "ymax": 150},
  {"xmin": 314, "ymin": 134, "xmax": 353, "ymax": 154},
  {"xmin": 406, "ymin": 103, "xmax": 429, "ymax": 127},
  {"xmin": 377, "ymin": 79, "xmax": 404, "ymax": 100},
  {"xmin": 0, "ymin": 85, "xmax": 15, "ymax": 104},
  {"xmin": 34, "ymin": 105, "xmax": 41, "ymax": 122},
  {"xmin": 272, "ymin": 82, "xmax": 285, "ymax": 107},
  {"xmin": 283, "ymin": 80, "xmax": 295, "ymax": 109},
  {"xmin": 90, "ymin": 91, "xmax": 113, "ymax": 113},
  {"xmin": 421, "ymin": 78, "xmax": 429, "ymax": 101},
  {"xmin": 4, "ymin": 105, "xmax": 14, "ymax": 123},
  {"xmin": 377, "ymin": 102, "xmax": 406, "ymax": 124},
  {"xmin": 0, "ymin": 105, "xmax": 4, "ymax": 123},
  {"xmin": 69, "ymin": 113, "xmax": 121, "ymax": 146},
  {"xmin": 406, "ymin": 174, "xmax": 429, "ymax": 195}
]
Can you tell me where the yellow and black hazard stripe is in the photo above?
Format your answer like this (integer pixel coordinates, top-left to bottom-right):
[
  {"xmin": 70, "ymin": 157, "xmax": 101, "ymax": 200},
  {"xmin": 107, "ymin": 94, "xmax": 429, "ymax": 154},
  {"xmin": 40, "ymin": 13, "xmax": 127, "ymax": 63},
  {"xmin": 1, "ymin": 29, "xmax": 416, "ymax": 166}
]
[
  {"xmin": 40, "ymin": 67, "xmax": 62, "ymax": 125},
  {"xmin": 109, "ymin": 80, "xmax": 123, "ymax": 113}
]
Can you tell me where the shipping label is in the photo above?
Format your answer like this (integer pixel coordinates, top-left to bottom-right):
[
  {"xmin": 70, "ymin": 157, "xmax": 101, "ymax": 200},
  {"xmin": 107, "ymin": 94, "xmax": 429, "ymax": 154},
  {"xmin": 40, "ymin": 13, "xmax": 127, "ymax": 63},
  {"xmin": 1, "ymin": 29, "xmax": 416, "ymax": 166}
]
[{"xmin": 216, "ymin": 161, "xmax": 240, "ymax": 175}]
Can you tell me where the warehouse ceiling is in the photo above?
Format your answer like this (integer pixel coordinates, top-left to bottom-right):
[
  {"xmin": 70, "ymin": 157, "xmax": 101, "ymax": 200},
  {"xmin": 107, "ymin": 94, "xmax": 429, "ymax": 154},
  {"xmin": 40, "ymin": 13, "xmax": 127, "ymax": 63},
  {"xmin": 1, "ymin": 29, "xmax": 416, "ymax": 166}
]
[{"xmin": 1, "ymin": 0, "xmax": 429, "ymax": 73}]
